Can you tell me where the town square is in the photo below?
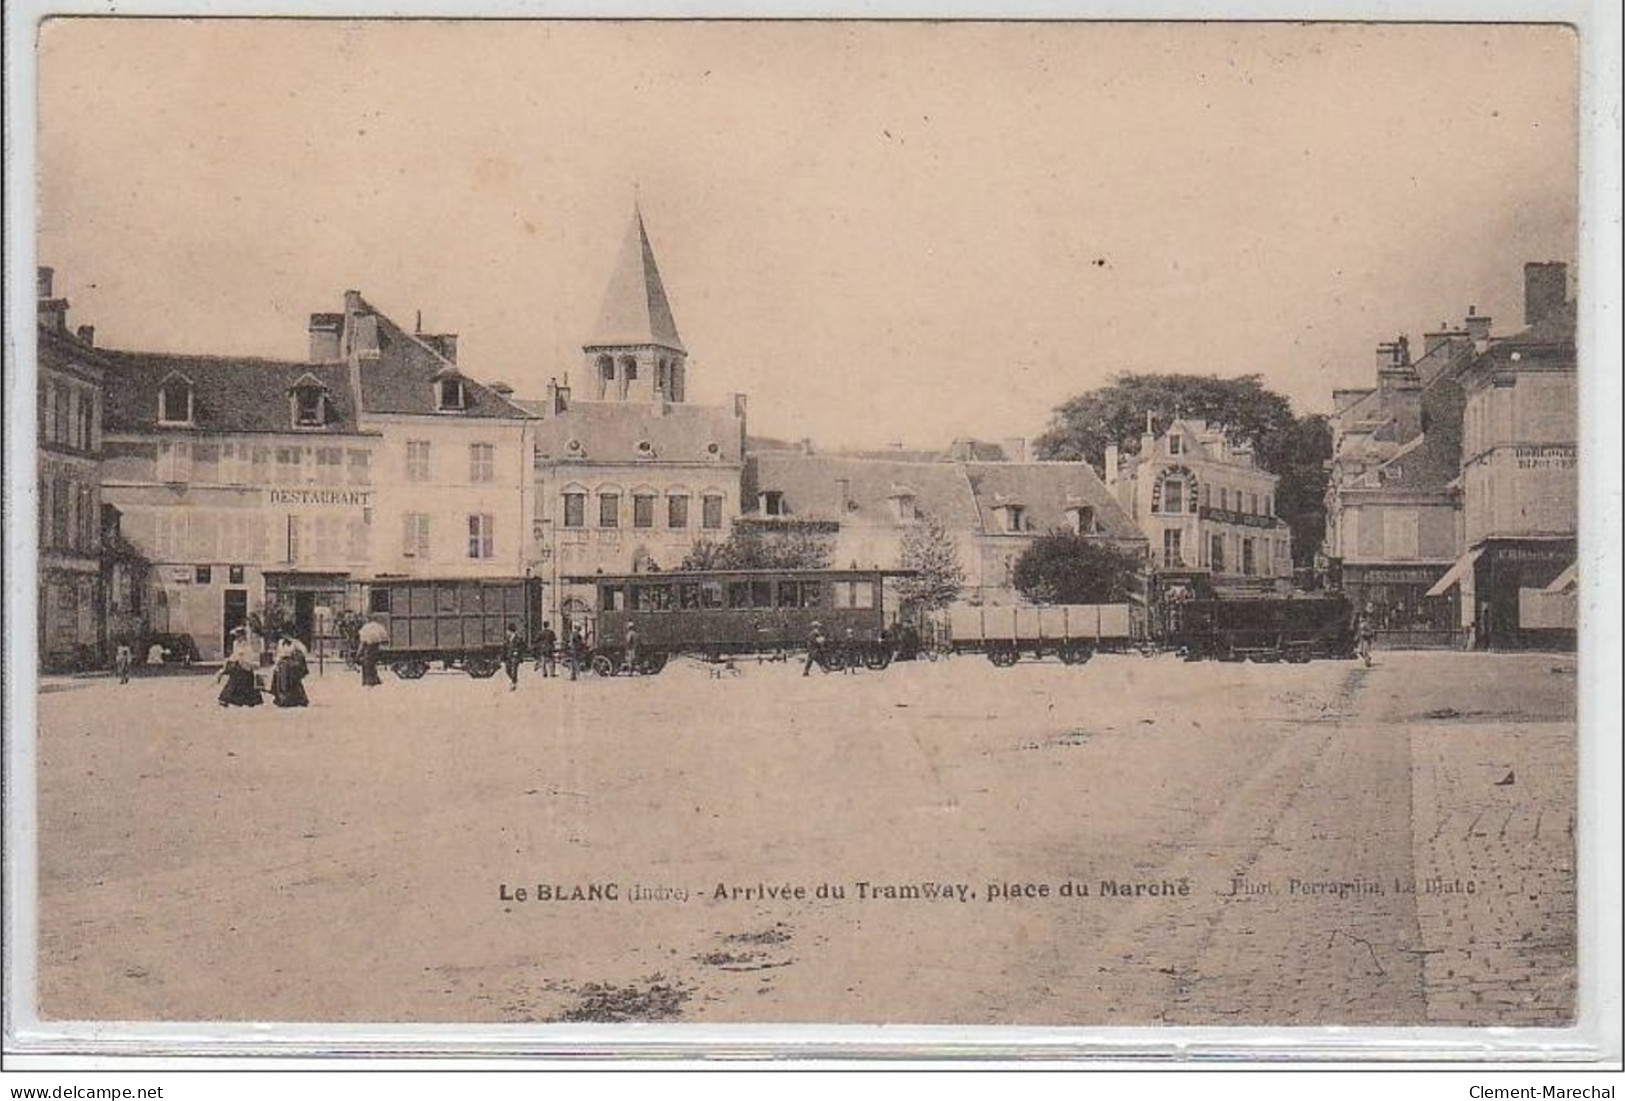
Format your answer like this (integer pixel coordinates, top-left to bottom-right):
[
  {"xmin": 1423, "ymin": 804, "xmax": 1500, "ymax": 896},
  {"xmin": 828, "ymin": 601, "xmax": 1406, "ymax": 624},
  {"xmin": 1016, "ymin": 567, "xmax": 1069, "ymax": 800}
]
[{"xmin": 16, "ymin": 17, "xmax": 1600, "ymax": 1045}]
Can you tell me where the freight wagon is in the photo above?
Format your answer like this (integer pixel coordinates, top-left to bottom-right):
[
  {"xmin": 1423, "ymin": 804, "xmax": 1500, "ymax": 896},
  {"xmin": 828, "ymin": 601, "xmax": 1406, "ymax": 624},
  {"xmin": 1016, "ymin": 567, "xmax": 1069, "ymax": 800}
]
[
  {"xmin": 945, "ymin": 602, "xmax": 1145, "ymax": 667},
  {"xmin": 363, "ymin": 576, "xmax": 544, "ymax": 679}
]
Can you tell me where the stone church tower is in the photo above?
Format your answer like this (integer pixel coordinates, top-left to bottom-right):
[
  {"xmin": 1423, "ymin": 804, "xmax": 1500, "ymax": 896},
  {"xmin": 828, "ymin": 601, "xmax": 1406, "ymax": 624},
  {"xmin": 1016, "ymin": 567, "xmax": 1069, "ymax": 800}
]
[{"xmin": 582, "ymin": 206, "xmax": 688, "ymax": 403}]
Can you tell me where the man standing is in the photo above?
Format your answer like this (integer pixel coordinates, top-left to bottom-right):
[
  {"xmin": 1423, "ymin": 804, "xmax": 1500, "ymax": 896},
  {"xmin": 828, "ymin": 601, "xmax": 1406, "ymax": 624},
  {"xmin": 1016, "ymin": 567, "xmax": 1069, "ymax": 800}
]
[
  {"xmin": 623, "ymin": 622, "xmax": 640, "ymax": 675},
  {"xmin": 567, "ymin": 625, "xmax": 587, "ymax": 681},
  {"xmin": 502, "ymin": 622, "xmax": 524, "ymax": 691},
  {"xmin": 533, "ymin": 620, "xmax": 557, "ymax": 677},
  {"xmin": 113, "ymin": 642, "xmax": 133, "ymax": 685}
]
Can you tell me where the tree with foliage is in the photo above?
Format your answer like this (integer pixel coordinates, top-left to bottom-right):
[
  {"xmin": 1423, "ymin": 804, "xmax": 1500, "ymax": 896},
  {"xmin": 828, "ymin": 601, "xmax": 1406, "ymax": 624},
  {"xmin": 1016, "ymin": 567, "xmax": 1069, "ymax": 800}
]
[
  {"xmin": 678, "ymin": 524, "xmax": 835, "ymax": 571},
  {"xmin": 1033, "ymin": 372, "xmax": 1330, "ymax": 566},
  {"xmin": 1012, "ymin": 531, "xmax": 1144, "ymax": 606},
  {"xmin": 895, "ymin": 510, "xmax": 966, "ymax": 612}
]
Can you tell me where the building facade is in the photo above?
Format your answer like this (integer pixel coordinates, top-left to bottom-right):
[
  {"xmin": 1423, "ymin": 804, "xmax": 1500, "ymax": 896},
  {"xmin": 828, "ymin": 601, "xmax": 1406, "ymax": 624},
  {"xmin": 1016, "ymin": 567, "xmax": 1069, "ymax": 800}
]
[
  {"xmin": 1107, "ymin": 417, "xmax": 1293, "ymax": 596},
  {"xmin": 99, "ymin": 292, "xmax": 530, "ymax": 660},
  {"xmin": 36, "ymin": 268, "xmax": 109, "ymax": 671},
  {"xmin": 744, "ymin": 446, "xmax": 1144, "ymax": 607},
  {"xmin": 1435, "ymin": 262, "xmax": 1577, "ymax": 649},
  {"xmin": 1323, "ymin": 328, "xmax": 1474, "ymax": 645},
  {"xmin": 523, "ymin": 208, "xmax": 747, "ymax": 634}
]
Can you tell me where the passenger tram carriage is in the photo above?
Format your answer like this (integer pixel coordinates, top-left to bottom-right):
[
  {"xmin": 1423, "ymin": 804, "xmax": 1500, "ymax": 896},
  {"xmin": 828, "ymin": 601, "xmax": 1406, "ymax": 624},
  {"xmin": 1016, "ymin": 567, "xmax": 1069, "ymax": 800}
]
[{"xmin": 563, "ymin": 568, "xmax": 911, "ymax": 675}]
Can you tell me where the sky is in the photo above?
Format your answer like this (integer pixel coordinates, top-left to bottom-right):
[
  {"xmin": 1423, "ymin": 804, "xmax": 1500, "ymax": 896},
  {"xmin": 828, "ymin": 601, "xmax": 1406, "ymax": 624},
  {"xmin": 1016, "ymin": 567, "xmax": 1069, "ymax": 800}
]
[{"xmin": 36, "ymin": 19, "xmax": 1579, "ymax": 451}]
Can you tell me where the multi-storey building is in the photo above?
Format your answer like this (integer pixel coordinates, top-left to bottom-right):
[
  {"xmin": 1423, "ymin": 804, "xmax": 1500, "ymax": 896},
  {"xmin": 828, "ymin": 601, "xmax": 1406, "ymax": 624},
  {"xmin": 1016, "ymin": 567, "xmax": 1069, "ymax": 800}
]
[
  {"xmin": 99, "ymin": 292, "xmax": 530, "ymax": 660},
  {"xmin": 1323, "ymin": 326, "xmax": 1474, "ymax": 645},
  {"xmin": 36, "ymin": 268, "xmax": 109, "ymax": 671},
  {"xmin": 1430, "ymin": 262, "xmax": 1576, "ymax": 649},
  {"xmin": 522, "ymin": 208, "xmax": 747, "ymax": 632},
  {"xmin": 1106, "ymin": 417, "xmax": 1292, "ymax": 596},
  {"xmin": 743, "ymin": 443, "xmax": 1144, "ymax": 607}
]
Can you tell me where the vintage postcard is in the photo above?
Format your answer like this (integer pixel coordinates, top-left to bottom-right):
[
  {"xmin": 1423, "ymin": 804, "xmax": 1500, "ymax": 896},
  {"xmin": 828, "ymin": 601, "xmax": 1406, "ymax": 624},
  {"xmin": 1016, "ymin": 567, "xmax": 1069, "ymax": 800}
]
[{"xmin": 11, "ymin": 13, "xmax": 1616, "ymax": 1058}]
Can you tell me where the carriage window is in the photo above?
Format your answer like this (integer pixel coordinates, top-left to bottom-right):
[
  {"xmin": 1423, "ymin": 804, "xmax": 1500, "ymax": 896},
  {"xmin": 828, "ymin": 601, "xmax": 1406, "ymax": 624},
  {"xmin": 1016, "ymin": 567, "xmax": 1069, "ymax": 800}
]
[
  {"xmin": 727, "ymin": 582, "xmax": 753, "ymax": 609},
  {"xmin": 831, "ymin": 580, "xmax": 875, "ymax": 609},
  {"xmin": 633, "ymin": 585, "xmax": 673, "ymax": 611},
  {"xmin": 700, "ymin": 581, "xmax": 724, "ymax": 609},
  {"xmin": 370, "ymin": 589, "xmax": 391, "ymax": 614},
  {"xmin": 752, "ymin": 580, "xmax": 773, "ymax": 608},
  {"xmin": 601, "ymin": 585, "xmax": 625, "ymax": 612},
  {"xmin": 679, "ymin": 582, "xmax": 702, "ymax": 609},
  {"xmin": 800, "ymin": 581, "xmax": 824, "ymax": 608}
]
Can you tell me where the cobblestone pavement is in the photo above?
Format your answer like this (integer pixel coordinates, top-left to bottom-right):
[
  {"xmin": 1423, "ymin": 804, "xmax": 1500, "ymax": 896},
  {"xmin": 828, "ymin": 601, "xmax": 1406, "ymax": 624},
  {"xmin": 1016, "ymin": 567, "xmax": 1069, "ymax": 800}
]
[{"xmin": 29, "ymin": 650, "xmax": 1577, "ymax": 1026}]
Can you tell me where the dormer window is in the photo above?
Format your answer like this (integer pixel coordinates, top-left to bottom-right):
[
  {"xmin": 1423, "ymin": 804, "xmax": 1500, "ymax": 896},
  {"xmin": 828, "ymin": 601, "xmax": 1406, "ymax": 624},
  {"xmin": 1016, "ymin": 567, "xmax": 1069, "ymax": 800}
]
[
  {"xmin": 434, "ymin": 369, "xmax": 467, "ymax": 412},
  {"xmin": 760, "ymin": 490, "xmax": 786, "ymax": 517},
  {"xmin": 1168, "ymin": 434, "xmax": 1183, "ymax": 456},
  {"xmin": 887, "ymin": 487, "xmax": 918, "ymax": 522},
  {"xmin": 157, "ymin": 372, "xmax": 194, "ymax": 426},
  {"xmin": 289, "ymin": 374, "xmax": 331, "ymax": 428},
  {"xmin": 1069, "ymin": 505, "xmax": 1098, "ymax": 535},
  {"xmin": 997, "ymin": 504, "xmax": 1026, "ymax": 533}
]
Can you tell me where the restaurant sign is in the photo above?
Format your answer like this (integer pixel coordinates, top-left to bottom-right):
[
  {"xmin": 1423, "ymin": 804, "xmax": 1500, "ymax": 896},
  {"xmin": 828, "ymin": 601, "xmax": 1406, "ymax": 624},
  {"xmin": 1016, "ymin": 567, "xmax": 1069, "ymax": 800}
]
[{"xmin": 266, "ymin": 488, "xmax": 375, "ymax": 508}]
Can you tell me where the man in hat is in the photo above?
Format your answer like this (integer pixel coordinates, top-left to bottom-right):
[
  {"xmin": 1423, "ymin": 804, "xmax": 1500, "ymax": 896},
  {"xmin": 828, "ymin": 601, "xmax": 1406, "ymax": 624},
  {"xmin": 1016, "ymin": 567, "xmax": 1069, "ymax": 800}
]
[
  {"xmin": 802, "ymin": 620, "xmax": 828, "ymax": 676},
  {"xmin": 502, "ymin": 622, "xmax": 525, "ymax": 691}
]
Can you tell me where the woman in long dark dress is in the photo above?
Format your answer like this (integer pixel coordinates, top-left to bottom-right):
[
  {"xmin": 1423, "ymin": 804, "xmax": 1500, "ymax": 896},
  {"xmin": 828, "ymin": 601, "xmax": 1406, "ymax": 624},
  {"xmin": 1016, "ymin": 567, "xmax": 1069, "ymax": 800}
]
[
  {"xmin": 216, "ymin": 631, "xmax": 263, "ymax": 707},
  {"xmin": 272, "ymin": 636, "xmax": 310, "ymax": 707}
]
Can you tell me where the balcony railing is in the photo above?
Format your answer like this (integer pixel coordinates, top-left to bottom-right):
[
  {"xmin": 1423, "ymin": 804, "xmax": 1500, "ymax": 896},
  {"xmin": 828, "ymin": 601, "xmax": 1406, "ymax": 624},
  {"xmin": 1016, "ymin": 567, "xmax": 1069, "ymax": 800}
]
[{"xmin": 1196, "ymin": 506, "xmax": 1287, "ymax": 530}]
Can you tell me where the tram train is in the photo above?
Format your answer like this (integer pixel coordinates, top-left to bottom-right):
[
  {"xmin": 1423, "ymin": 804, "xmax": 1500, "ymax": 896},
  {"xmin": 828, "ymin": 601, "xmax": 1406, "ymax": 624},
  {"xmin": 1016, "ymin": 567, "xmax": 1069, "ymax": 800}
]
[{"xmin": 564, "ymin": 568, "xmax": 908, "ymax": 675}]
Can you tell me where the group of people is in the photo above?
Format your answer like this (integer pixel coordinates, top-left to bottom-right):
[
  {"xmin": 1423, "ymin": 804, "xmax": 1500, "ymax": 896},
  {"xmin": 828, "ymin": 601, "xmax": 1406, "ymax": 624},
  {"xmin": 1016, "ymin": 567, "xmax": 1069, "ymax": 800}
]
[
  {"xmin": 215, "ymin": 627, "xmax": 311, "ymax": 708},
  {"xmin": 500, "ymin": 620, "xmax": 593, "ymax": 689}
]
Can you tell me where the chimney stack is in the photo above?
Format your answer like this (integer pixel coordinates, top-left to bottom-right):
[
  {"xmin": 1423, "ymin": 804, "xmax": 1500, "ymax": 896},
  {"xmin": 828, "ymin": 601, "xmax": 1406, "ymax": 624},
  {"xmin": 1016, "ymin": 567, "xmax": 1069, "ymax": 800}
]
[
  {"xmin": 36, "ymin": 266, "xmax": 70, "ymax": 331},
  {"xmin": 835, "ymin": 478, "xmax": 851, "ymax": 512},
  {"xmin": 1464, "ymin": 305, "xmax": 1492, "ymax": 346},
  {"xmin": 308, "ymin": 313, "xmax": 344, "ymax": 363},
  {"xmin": 76, "ymin": 325, "xmax": 95, "ymax": 346},
  {"xmin": 1523, "ymin": 261, "xmax": 1568, "ymax": 327},
  {"xmin": 1104, "ymin": 443, "xmax": 1119, "ymax": 485},
  {"xmin": 1001, "ymin": 437, "xmax": 1030, "ymax": 464}
]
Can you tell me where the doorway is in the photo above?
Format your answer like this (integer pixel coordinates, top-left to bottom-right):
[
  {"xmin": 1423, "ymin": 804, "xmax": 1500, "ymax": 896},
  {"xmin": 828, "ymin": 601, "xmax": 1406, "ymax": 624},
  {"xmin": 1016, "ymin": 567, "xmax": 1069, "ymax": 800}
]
[
  {"xmin": 222, "ymin": 589, "xmax": 248, "ymax": 656},
  {"xmin": 293, "ymin": 591, "xmax": 318, "ymax": 648}
]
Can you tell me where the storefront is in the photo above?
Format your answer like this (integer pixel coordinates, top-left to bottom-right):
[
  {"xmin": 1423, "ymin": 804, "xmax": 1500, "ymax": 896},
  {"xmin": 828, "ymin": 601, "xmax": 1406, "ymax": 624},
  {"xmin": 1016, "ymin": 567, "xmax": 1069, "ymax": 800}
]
[
  {"xmin": 1341, "ymin": 563, "xmax": 1460, "ymax": 648},
  {"xmin": 1473, "ymin": 539, "xmax": 1576, "ymax": 651}
]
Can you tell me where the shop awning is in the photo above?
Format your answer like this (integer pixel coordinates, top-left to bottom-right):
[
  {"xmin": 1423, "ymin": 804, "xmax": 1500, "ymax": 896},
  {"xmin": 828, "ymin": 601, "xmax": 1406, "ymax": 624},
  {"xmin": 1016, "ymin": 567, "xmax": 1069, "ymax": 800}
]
[
  {"xmin": 1544, "ymin": 562, "xmax": 1578, "ymax": 593},
  {"xmin": 1424, "ymin": 548, "xmax": 1484, "ymax": 598}
]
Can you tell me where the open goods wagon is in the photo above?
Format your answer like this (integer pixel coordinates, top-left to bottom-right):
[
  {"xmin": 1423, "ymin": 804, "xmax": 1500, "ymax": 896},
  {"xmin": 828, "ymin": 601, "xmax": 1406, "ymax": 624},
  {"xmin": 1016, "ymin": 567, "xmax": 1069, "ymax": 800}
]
[
  {"xmin": 947, "ymin": 603, "xmax": 1144, "ymax": 667},
  {"xmin": 364, "ymin": 577, "xmax": 543, "ymax": 679}
]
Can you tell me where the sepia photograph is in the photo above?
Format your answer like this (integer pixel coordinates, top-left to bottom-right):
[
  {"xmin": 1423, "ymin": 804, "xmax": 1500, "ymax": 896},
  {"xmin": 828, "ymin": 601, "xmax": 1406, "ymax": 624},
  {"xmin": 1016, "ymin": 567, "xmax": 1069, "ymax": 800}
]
[{"xmin": 10, "ymin": 12, "xmax": 1617, "ymax": 1060}]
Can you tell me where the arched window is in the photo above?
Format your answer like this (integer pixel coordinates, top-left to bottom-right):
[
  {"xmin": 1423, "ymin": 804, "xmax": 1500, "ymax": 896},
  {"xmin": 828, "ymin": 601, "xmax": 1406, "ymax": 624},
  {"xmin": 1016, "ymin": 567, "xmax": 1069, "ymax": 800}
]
[
  {"xmin": 596, "ymin": 355, "xmax": 614, "ymax": 400},
  {"xmin": 618, "ymin": 356, "xmax": 637, "ymax": 400},
  {"xmin": 157, "ymin": 373, "xmax": 194, "ymax": 426}
]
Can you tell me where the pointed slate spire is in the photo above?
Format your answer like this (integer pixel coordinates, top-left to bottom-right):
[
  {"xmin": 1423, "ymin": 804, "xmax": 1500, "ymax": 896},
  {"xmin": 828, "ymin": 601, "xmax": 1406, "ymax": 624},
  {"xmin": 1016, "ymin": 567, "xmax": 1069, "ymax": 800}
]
[{"xmin": 585, "ymin": 205, "xmax": 685, "ymax": 354}]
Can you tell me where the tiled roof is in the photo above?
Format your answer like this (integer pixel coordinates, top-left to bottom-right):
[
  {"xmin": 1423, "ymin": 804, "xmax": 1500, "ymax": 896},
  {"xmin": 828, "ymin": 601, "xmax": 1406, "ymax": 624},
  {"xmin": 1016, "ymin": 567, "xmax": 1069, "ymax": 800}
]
[
  {"xmin": 100, "ymin": 350, "xmax": 363, "ymax": 435},
  {"xmin": 534, "ymin": 401, "xmax": 744, "ymax": 465},
  {"xmin": 747, "ymin": 453, "xmax": 982, "ymax": 529},
  {"xmin": 583, "ymin": 208, "xmax": 685, "ymax": 353},
  {"xmin": 354, "ymin": 299, "xmax": 529, "ymax": 420},
  {"xmin": 744, "ymin": 452, "xmax": 1141, "ymax": 540},
  {"xmin": 961, "ymin": 462, "xmax": 1144, "ymax": 541}
]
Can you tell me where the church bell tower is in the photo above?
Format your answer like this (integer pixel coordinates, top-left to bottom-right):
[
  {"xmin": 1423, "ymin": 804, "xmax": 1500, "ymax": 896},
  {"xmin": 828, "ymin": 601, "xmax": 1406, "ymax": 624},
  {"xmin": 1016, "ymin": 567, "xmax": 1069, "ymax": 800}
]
[{"xmin": 582, "ymin": 205, "xmax": 688, "ymax": 403}]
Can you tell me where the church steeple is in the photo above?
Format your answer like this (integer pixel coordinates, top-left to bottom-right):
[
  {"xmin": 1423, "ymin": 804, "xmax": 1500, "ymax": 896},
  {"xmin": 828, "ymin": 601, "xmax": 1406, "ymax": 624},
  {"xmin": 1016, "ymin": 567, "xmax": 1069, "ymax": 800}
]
[{"xmin": 583, "ymin": 205, "xmax": 687, "ymax": 402}]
